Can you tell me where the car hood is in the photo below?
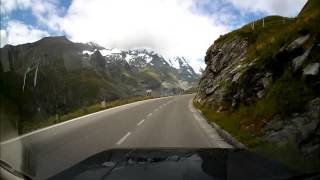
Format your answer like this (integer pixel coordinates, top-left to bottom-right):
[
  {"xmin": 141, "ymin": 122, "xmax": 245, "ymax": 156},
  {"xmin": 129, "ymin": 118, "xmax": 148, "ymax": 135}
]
[{"xmin": 47, "ymin": 148, "xmax": 298, "ymax": 180}]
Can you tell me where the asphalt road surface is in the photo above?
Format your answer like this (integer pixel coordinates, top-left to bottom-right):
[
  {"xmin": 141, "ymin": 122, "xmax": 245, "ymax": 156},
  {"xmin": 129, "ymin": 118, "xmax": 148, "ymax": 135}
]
[{"xmin": 0, "ymin": 94, "xmax": 231, "ymax": 180}]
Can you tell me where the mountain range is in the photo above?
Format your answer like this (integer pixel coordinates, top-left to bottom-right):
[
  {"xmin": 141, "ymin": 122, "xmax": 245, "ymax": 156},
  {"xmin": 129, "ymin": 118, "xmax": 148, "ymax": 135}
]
[{"xmin": 0, "ymin": 37, "xmax": 200, "ymax": 133}]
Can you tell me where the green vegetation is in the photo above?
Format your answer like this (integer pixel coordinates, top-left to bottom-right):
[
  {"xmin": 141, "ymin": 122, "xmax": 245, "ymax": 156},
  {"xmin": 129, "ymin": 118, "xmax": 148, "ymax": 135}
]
[
  {"xmin": 0, "ymin": 95, "xmax": 21, "ymax": 141},
  {"xmin": 258, "ymin": 71, "xmax": 314, "ymax": 115},
  {"xmin": 19, "ymin": 96, "xmax": 156, "ymax": 135},
  {"xmin": 194, "ymin": 100, "xmax": 320, "ymax": 172},
  {"xmin": 193, "ymin": 101, "xmax": 261, "ymax": 146}
]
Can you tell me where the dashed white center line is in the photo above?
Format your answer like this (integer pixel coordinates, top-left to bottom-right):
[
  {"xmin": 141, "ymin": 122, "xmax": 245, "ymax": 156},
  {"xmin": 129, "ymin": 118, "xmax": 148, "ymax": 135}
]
[
  {"xmin": 137, "ymin": 119, "xmax": 145, "ymax": 126},
  {"xmin": 147, "ymin": 113, "xmax": 153, "ymax": 117},
  {"xmin": 116, "ymin": 132, "xmax": 131, "ymax": 145}
]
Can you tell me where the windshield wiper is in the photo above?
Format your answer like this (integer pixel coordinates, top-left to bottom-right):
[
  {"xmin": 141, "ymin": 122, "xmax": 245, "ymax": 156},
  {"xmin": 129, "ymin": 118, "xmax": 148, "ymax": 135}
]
[{"xmin": 0, "ymin": 159, "xmax": 33, "ymax": 180}]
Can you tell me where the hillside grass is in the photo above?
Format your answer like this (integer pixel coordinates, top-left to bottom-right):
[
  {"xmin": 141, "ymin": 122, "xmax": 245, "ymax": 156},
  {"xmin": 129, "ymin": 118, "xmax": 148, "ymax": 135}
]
[
  {"xmin": 19, "ymin": 96, "xmax": 157, "ymax": 135},
  {"xmin": 194, "ymin": 99, "xmax": 320, "ymax": 173}
]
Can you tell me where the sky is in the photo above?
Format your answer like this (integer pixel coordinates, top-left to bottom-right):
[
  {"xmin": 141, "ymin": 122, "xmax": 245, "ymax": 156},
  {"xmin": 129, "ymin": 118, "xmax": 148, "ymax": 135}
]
[{"xmin": 0, "ymin": 0, "xmax": 307, "ymax": 72}]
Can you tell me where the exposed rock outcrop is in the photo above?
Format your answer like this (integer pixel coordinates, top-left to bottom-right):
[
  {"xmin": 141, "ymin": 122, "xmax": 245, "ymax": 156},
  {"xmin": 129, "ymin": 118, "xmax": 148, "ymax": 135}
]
[{"xmin": 197, "ymin": 36, "xmax": 249, "ymax": 108}]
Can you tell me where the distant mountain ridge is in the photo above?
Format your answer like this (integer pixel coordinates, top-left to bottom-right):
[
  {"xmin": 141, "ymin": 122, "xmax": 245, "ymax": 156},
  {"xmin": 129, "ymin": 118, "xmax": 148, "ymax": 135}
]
[
  {"xmin": 82, "ymin": 46, "xmax": 200, "ymax": 77},
  {"xmin": 81, "ymin": 42, "xmax": 200, "ymax": 89}
]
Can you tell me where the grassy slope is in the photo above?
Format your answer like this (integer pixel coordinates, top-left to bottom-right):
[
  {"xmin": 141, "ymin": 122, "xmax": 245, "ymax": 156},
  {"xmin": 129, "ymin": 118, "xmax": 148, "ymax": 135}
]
[
  {"xmin": 196, "ymin": 0, "xmax": 320, "ymax": 172},
  {"xmin": 194, "ymin": 101, "xmax": 320, "ymax": 172}
]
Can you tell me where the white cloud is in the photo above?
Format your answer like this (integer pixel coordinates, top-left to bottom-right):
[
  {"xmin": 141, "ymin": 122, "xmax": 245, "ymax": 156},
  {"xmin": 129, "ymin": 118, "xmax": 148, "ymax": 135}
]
[
  {"xmin": 227, "ymin": 0, "xmax": 307, "ymax": 17},
  {"xmin": 0, "ymin": 0, "xmax": 31, "ymax": 14},
  {"xmin": 0, "ymin": 20, "xmax": 49, "ymax": 47},
  {"xmin": 29, "ymin": 0, "xmax": 64, "ymax": 31},
  {"xmin": 60, "ymin": 0, "xmax": 228, "ymax": 62},
  {"xmin": 1, "ymin": 0, "xmax": 63, "ymax": 31},
  {"xmin": 0, "ymin": 0, "xmax": 308, "ymax": 72}
]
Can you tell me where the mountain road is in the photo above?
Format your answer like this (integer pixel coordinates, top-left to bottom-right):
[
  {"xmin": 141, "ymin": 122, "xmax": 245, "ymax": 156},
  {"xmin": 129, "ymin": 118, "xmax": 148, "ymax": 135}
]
[{"xmin": 0, "ymin": 94, "xmax": 231, "ymax": 180}]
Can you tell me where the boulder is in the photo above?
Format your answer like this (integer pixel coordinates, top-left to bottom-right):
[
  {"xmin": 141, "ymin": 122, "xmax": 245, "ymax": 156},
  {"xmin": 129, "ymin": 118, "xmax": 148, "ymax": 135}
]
[
  {"xmin": 265, "ymin": 116, "xmax": 285, "ymax": 131},
  {"xmin": 292, "ymin": 116, "xmax": 317, "ymax": 142},
  {"xmin": 262, "ymin": 77, "xmax": 272, "ymax": 88},
  {"xmin": 303, "ymin": 62, "xmax": 320, "ymax": 76},
  {"xmin": 264, "ymin": 98, "xmax": 320, "ymax": 153},
  {"xmin": 292, "ymin": 47, "xmax": 312, "ymax": 72},
  {"xmin": 266, "ymin": 124, "xmax": 299, "ymax": 143},
  {"xmin": 257, "ymin": 90, "xmax": 265, "ymax": 99},
  {"xmin": 286, "ymin": 34, "xmax": 310, "ymax": 52}
]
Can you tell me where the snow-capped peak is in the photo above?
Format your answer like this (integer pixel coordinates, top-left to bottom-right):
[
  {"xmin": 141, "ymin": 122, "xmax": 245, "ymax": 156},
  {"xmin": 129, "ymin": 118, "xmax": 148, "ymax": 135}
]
[
  {"xmin": 86, "ymin": 42, "xmax": 105, "ymax": 50},
  {"xmin": 82, "ymin": 48, "xmax": 123, "ymax": 57},
  {"xmin": 168, "ymin": 56, "xmax": 189, "ymax": 69}
]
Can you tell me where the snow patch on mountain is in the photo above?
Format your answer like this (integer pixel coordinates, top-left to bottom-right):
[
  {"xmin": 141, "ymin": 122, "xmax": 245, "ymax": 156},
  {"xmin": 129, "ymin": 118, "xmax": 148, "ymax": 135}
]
[
  {"xmin": 168, "ymin": 58, "xmax": 180, "ymax": 69},
  {"xmin": 99, "ymin": 49, "xmax": 111, "ymax": 56},
  {"xmin": 137, "ymin": 53, "xmax": 153, "ymax": 63},
  {"xmin": 82, "ymin": 50, "xmax": 96, "ymax": 55},
  {"xmin": 168, "ymin": 57, "xmax": 191, "ymax": 70},
  {"xmin": 125, "ymin": 54, "xmax": 134, "ymax": 63}
]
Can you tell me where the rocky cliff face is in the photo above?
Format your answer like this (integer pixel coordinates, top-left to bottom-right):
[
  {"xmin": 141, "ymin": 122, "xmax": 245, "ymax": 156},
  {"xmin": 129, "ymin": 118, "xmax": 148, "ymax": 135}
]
[
  {"xmin": 196, "ymin": 36, "xmax": 249, "ymax": 108},
  {"xmin": 196, "ymin": 0, "xmax": 320, "ymax": 166}
]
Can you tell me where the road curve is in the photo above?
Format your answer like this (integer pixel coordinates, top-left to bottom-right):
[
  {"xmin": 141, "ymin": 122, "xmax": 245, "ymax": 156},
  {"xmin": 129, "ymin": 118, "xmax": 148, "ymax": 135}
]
[{"xmin": 0, "ymin": 94, "xmax": 231, "ymax": 180}]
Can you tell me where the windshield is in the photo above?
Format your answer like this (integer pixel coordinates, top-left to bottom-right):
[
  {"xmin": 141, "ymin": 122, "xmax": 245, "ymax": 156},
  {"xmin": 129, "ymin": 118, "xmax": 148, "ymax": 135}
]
[{"xmin": 1, "ymin": 0, "xmax": 320, "ymax": 180}]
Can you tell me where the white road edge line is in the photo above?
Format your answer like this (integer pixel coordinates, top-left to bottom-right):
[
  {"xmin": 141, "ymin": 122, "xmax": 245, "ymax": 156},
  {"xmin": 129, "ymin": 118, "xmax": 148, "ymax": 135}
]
[
  {"xmin": 1, "ymin": 96, "xmax": 176, "ymax": 145},
  {"xmin": 137, "ymin": 119, "xmax": 145, "ymax": 126},
  {"xmin": 116, "ymin": 132, "xmax": 131, "ymax": 145}
]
